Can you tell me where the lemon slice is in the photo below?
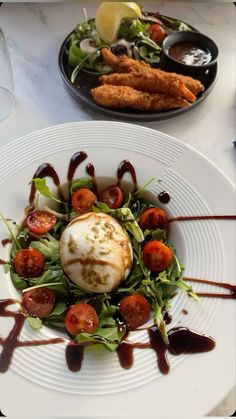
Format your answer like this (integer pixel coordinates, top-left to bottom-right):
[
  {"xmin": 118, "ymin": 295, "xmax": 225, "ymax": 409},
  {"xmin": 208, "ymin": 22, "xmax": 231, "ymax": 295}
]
[{"xmin": 95, "ymin": 2, "xmax": 142, "ymax": 43}]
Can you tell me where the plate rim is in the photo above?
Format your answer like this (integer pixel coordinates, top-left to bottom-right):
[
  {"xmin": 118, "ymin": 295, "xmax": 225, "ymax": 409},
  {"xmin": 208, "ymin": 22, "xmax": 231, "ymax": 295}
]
[{"xmin": 0, "ymin": 120, "xmax": 234, "ymax": 189}]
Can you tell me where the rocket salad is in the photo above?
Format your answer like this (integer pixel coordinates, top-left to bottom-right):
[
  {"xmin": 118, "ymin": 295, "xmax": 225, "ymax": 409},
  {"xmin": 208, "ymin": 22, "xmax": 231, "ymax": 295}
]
[{"xmin": 6, "ymin": 173, "xmax": 199, "ymax": 351}]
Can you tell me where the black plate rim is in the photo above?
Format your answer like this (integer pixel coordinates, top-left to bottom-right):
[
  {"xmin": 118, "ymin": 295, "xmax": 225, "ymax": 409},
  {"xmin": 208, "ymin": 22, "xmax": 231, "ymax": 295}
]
[{"xmin": 58, "ymin": 20, "xmax": 218, "ymax": 122}]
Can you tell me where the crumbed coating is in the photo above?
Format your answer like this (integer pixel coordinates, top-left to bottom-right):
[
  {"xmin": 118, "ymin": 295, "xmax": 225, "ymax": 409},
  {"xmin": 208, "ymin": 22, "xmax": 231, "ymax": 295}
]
[
  {"xmin": 91, "ymin": 84, "xmax": 190, "ymax": 111},
  {"xmin": 100, "ymin": 48, "xmax": 203, "ymax": 102}
]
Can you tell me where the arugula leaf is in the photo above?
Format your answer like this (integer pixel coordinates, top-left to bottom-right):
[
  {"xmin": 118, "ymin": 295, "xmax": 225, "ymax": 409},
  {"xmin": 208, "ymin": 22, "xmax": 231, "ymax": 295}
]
[
  {"xmin": 144, "ymin": 228, "xmax": 167, "ymax": 242},
  {"xmin": 175, "ymin": 278, "xmax": 200, "ymax": 302},
  {"xmin": 3, "ymin": 263, "xmax": 11, "ymax": 273},
  {"xmin": 99, "ymin": 305, "xmax": 118, "ymax": 326},
  {"xmin": 70, "ymin": 178, "xmax": 94, "ymax": 194},
  {"xmin": 160, "ymin": 15, "xmax": 192, "ymax": 31},
  {"xmin": 26, "ymin": 316, "xmax": 42, "ymax": 330},
  {"xmin": 27, "ymin": 270, "xmax": 70, "ymax": 294},
  {"xmin": 124, "ymin": 221, "xmax": 144, "ymax": 243},
  {"xmin": 75, "ymin": 324, "xmax": 126, "ymax": 351},
  {"xmin": 30, "ymin": 234, "xmax": 60, "ymax": 262},
  {"xmin": 0, "ymin": 211, "xmax": 21, "ymax": 250},
  {"xmin": 92, "ymin": 201, "xmax": 110, "ymax": 213},
  {"xmin": 10, "ymin": 270, "xmax": 28, "ymax": 291},
  {"xmin": 93, "ymin": 204, "xmax": 144, "ymax": 242},
  {"xmin": 46, "ymin": 302, "xmax": 67, "ymax": 319},
  {"xmin": 68, "ymin": 40, "xmax": 88, "ymax": 67},
  {"xmin": 31, "ymin": 178, "xmax": 61, "ymax": 204}
]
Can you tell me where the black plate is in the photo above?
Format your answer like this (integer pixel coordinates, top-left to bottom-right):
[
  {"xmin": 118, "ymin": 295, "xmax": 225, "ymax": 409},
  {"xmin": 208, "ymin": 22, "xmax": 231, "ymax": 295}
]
[{"xmin": 58, "ymin": 17, "xmax": 218, "ymax": 121}]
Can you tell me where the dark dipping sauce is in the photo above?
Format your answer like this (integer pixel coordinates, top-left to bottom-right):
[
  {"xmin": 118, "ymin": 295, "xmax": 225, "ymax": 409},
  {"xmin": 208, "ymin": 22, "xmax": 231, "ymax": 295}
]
[{"xmin": 168, "ymin": 42, "xmax": 212, "ymax": 66}]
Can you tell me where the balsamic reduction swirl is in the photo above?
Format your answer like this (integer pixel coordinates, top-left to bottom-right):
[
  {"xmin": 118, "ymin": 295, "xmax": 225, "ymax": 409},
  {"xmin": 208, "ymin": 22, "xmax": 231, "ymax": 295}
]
[
  {"xmin": 117, "ymin": 160, "xmax": 138, "ymax": 190},
  {"xmin": 0, "ymin": 299, "xmax": 64, "ymax": 373},
  {"xmin": 67, "ymin": 151, "xmax": 88, "ymax": 183},
  {"xmin": 28, "ymin": 162, "xmax": 63, "ymax": 212},
  {"xmin": 183, "ymin": 277, "xmax": 236, "ymax": 299}
]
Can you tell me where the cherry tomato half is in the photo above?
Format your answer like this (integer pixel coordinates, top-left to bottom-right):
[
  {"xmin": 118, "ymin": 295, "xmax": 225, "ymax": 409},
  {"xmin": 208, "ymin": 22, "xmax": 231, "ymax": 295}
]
[
  {"xmin": 119, "ymin": 294, "xmax": 150, "ymax": 330},
  {"xmin": 139, "ymin": 207, "xmax": 168, "ymax": 231},
  {"xmin": 149, "ymin": 24, "xmax": 166, "ymax": 44},
  {"xmin": 26, "ymin": 210, "xmax": 57, "ymax": 234},
  {"xmin": 100, "ymin": 186, "xmax": 123, "ymax": 209},
  {"xmin": 22, "ymin": 287, "xmax": 55, "ymax": 318},
  {"xmin": 13, "ymin": 248, "xmax": 45, "ymax": 278},
  {"xmin": 71, "ymin": 188, "xmax": 97, "ymax": 213},
  {"xmin": 141, "ymin": 240, "xmax": 173, "ymax": 273},
  {"xmin": 64, "ymin": 303, "xmax": 99, "ymax": 336}
]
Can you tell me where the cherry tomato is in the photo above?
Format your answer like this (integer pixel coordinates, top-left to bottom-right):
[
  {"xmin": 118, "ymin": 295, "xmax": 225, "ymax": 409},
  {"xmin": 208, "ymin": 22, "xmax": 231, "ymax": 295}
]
[
  {"xmin": 119, "ymin": 294, "xmax": 150, "ymax": 330},
  {"xmin": 64, "ymin": 303, "xmax": 99, "ymax": 336},
  {"xmin": 13, "ymin": 248, "xmax": 45, "ymax": 278},
  {"xmin": 149, "ymin": 24, "xmax": 166, "ymax": 44},
  {"xmin": 141, "ymin": 240, "xmax": 173, "ymax": 273},
  {"xmin": 100, "ymin": 186, "xmax": 123, "ymax": 209},
  {"xmin": 22, "ymin": 287, "xmax": 55, "ymax": 318},
  {"xmin": 26, "ymin": 210, "xmax": 57, "ymax": 234},
  {"xmin": 71, "ymin": 188, "xmax": 97, "ymax": 213},
  {"xmin": 139, "ymin": 207, "xmax": 168, "ymax": 231}
]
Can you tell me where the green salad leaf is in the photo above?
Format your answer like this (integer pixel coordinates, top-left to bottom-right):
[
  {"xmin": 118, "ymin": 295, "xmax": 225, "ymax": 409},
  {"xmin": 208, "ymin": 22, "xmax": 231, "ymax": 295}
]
[
  {"xmin": 66, "ymin": 13, "xmax": 194, "ymax": 76},
  {"xmin": 30, "ymin": 234, "xmax": 60, "ymax": 262},
  {"xmin": 70, "ymin": 178, "xmax": 94, "ymax": 194},
  {"xmin": 118, "ymin": 17, "xmax": 149, "ymax": 39},
  {"xmin": 31, "ymin": 178, "xmax": 61, "ymax": 204},
  {"xmin": 26, "ymin": 316, "xmax": 43, "ymax": 330},
  {"xmin": 75, "ymin": 320, "xmax": 126, "ymax": 352}
]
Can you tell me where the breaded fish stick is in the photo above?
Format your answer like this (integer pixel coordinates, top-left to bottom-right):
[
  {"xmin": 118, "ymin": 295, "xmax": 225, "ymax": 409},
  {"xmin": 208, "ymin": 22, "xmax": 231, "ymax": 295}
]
[
  {"xmin": 101, "ymin": 49, "xmax": 196, "ymax": 102},
  {"xmin": 91, "ymin": 85, "xmax": 190, "ymax": 111}
]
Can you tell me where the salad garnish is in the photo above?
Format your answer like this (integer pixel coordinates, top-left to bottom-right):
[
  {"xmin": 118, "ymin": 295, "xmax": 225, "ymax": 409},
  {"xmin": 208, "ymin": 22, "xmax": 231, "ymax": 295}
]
[{"xmin": 66, "ymin": 4, "xmax": 193, "ymax": 79}]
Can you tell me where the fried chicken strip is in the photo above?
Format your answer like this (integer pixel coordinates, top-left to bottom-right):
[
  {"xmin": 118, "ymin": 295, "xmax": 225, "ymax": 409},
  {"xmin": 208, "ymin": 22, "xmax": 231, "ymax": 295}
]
[
  {"xmin": 157, "ymin": 69, "xmax": 204, "ymax": 95},
  {"xmin": 101, "ymin": 48, "xmax": 143, "ymax": 72},
  {"xmin": 101, "ymin": 48, "xmax": 204, "ymax": 94},
  {"xmin": 91, "ymin": 85, "xmax": 190, "ymax": 111},
  {"xmin": 100, "ymin": 72, "xmax": 197, "ymax": 102},
  {"xmin": 101, "ymin": 49, "xmax": 196, "ymax": 102}
]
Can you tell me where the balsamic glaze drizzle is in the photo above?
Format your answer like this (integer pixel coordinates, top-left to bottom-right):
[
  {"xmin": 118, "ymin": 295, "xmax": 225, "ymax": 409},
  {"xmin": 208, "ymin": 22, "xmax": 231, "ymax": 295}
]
[
  {"xmin": 0, "ymin": 299, "xmax": 64, "ymax": 373},
  {"xmin": 169, "ymin": 215, "xmax": 236, "ymax": 222},
  {"xmin": 158, "ymin": 191, "xmax": 171, "ymax": 204},
  {"xmin": 67, "ymin": 151, "xmax": 88, "ymax": 183},
  {"xmin": 1, "ymin": 238, "xmax": 12, "ymax": 247},
  {"xmin": 116, "ymin": 326, "xmax": 215, "ymax": 373},
  {"xmin": 86, "ymin": 163, "xmax": 98, "ymax": 195},
  {"xmin": 28, "ymin": 162, "xmax": 64, "ymax": 211},
  {"xmin": 117, "ymin": 160, "xmax": 138, "ymax": 190},
  {"xmin": 183, "ymin": 277, "xmax": 236, "ymax": 299}
]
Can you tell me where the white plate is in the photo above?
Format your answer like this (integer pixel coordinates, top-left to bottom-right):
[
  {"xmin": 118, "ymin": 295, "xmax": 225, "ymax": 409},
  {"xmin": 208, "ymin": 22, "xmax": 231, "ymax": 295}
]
[{"xmin": 0, "ymin": 121, "xmax": 235, "ymax": 417}]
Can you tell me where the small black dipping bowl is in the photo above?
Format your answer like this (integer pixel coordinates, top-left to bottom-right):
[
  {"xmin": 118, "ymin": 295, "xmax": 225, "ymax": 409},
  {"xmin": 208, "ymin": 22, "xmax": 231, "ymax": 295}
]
[{"xmin": 162, "ymin": 31, "xmax": 219, "ymax": 75}]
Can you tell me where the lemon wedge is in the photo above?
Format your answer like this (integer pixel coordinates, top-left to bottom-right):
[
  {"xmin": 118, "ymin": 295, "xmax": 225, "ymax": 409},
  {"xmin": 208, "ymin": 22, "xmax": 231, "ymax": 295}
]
[{"xmin": 95, "ymin": 2, "xmax": 142, "ymax": 43}]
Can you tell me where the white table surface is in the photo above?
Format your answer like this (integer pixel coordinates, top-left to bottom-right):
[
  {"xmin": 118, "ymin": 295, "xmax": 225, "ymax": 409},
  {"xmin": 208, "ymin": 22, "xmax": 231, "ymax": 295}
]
[{"xmin": 0, "ymin": 1, "xmax": 235, "ymax": 417}]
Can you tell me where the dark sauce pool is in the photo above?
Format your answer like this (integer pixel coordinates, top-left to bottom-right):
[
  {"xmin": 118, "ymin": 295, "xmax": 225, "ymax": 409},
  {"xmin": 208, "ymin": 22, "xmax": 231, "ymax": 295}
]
[{"xmin": 168, "ymin": 42, "xmax": 212, "ymax": 66}]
